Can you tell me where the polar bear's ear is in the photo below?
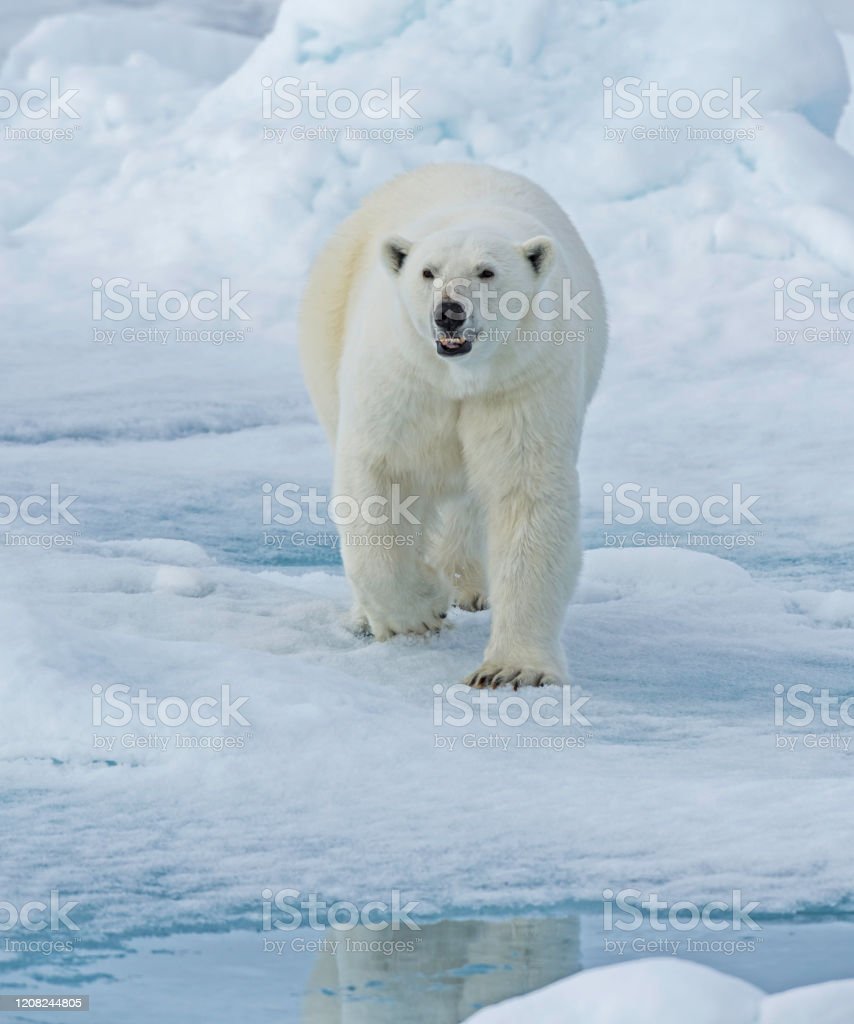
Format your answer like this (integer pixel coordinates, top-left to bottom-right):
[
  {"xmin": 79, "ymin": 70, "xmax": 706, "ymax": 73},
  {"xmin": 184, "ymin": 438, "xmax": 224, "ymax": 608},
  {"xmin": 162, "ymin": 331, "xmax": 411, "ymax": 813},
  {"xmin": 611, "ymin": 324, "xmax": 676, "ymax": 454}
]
[
  {"xmin": 381, "ymin": 235, "xmax": 412, "ymax": 275},
  {"xmin": 521, "ymin": 236, "xmax": 555, "ymax": 277}
]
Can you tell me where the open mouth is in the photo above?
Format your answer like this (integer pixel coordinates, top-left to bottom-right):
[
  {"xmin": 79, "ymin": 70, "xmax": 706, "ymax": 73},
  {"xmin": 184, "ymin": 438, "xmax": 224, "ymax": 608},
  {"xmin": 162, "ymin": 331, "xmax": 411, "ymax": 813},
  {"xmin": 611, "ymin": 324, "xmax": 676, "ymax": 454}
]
[{"xmin": 434, "ymin": 329, "xmax": 475, "ymax": 358}]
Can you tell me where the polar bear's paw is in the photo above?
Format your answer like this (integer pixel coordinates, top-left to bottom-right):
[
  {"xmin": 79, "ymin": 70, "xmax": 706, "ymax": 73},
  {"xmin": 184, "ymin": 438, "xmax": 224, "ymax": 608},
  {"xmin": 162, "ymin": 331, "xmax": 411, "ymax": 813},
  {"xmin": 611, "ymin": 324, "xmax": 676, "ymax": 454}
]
[
  {"xmin": 463, "ymin": 662, "xmax": 564, "ymax": 690},
  {"xmin": 368, "ymin": 604, "xmax": 448, "ymax": 641},
  {"xmin": 454, "ymin": 589, "xmax": 489, "ymax": 612},
  {"xmin": 353, "ymin": 563, "xmax": 452, "ymax": 641},
  {"xmin": 344, "ymin": 605, "xmax": 373, "ymax": 639}
]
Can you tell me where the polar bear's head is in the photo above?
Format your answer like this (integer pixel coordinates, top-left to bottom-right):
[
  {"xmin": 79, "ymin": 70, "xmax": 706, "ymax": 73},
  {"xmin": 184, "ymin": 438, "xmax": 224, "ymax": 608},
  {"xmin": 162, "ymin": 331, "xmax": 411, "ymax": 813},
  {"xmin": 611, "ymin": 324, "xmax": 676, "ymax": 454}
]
[{"xmin": 381, "ymin": 227, "xmax": 555, "ymax": 361}]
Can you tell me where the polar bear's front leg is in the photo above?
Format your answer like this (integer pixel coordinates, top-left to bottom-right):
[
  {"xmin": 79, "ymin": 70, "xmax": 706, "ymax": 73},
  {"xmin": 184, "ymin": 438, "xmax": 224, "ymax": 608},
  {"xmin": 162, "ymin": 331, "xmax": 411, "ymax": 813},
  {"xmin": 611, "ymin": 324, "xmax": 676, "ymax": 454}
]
[
  {"xmin": 461, "ymin": 400, "xmax": 581, "ymax": 688},
  {"xmin": 467, "ymin": 475, "xmax": 579, "ymax": 688},
  {"xmin": 432, "ymin": 495, "xmax": 489, "ymax": 612},
  {"xmin": 335, "ymin": 452, "xmax": 451, "ymax": 640}
]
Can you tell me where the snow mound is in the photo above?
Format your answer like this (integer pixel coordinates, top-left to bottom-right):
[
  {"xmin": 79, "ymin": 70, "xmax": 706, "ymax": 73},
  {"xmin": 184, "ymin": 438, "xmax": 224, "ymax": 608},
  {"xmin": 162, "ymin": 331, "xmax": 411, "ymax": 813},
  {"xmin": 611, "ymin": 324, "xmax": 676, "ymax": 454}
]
[
  {"xmin": 762, "ymin": 978, "xmax": 854, "ymax": 1022},
  {"xmin": 465, "ymin": 959, "xmax": 854, "ymax": 1023}
]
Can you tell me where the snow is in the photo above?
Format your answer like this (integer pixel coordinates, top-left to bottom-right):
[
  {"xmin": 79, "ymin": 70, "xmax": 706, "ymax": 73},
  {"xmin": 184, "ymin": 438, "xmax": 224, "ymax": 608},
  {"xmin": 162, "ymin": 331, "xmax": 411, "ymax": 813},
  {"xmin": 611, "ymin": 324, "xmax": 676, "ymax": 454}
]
[
  {"xmin": 762, "ymin": 978, "xmax": 854, "ymax": 1022},
  {"xmin": 1, "ymin": 0, "xmax": 853, "ymax": 1010},
  {"xmin": 465, "ymin": 959, "xmax": 854, "ymax": 1023},
  {"xmin": 2, "ymin": 540, "xmax": 852, "ymax": 946},
  {"xmin": 467, "ymin": 959, "xmax": 763, "ymax": 1023}
]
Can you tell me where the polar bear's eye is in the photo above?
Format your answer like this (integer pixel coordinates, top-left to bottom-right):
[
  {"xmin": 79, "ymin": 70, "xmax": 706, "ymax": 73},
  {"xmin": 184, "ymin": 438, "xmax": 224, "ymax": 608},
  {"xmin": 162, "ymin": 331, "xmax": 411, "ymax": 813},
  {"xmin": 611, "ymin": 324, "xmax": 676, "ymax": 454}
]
[
  {"xmin": 422, "ymin": 268, "xmax": 434, "ymax": 280},
  {"xmin": 478, "ymin": 269, "xmax": 495, "ymax": 279}
]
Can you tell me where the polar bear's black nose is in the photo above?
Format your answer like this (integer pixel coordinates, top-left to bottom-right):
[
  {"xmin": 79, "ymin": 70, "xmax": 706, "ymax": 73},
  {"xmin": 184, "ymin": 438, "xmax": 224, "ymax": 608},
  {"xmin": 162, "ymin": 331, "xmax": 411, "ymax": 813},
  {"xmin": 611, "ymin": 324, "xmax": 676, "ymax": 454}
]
[{"xmin": 435, "ymin": 300, "xmax": 467, "ymax": 331}]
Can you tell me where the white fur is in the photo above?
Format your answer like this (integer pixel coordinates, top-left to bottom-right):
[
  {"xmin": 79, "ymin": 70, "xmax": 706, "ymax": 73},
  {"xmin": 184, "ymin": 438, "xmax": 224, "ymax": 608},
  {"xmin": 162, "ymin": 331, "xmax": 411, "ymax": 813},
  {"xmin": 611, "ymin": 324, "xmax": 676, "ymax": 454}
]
[{"xmin": 299, "ymin": 163, "xmax": 607, "ymax": 688}]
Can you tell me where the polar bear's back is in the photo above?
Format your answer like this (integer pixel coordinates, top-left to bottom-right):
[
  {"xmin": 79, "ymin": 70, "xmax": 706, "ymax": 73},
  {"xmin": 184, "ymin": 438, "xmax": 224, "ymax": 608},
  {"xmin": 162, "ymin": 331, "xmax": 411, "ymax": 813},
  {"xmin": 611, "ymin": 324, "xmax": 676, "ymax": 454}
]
[{"xmin": 298, "ymin": 164, "xmax": 606, "ymax": 441}]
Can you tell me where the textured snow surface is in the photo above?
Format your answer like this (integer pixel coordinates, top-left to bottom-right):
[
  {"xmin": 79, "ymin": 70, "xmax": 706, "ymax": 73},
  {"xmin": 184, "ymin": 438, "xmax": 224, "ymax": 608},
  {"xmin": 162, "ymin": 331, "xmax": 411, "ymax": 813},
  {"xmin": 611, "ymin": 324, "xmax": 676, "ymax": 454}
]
[{"xmin": 466, "ymin": 959, "xmax": 854, "ymax": 1023}]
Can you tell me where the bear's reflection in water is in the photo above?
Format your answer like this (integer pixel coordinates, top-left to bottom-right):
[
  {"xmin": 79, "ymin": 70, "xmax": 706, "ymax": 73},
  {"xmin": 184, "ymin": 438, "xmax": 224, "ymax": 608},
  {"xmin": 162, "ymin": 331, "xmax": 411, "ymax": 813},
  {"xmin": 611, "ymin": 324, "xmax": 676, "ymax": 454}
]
[{"xmin": 302, "ymin": 916, "xmax": 579, "ymax": 1022}]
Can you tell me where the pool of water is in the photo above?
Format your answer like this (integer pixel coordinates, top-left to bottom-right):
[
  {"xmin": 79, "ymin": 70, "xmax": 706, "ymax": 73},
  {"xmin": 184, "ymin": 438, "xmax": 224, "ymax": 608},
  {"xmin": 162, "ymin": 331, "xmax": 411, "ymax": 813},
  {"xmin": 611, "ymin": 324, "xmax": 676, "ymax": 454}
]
[{"xmin": 1, "ymin": 913, "xmax": 852, "ymax": 1022}]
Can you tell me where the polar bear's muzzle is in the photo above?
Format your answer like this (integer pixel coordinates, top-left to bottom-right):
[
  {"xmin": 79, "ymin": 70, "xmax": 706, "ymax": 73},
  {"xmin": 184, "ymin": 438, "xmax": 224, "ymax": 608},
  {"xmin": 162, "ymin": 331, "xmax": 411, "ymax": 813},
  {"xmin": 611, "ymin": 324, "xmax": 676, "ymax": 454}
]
[
  {"xmin": 435, "ymin": 331, "xmax": 475, "ymax": 357},
  {"xmin": 433, "ymin": 300, "xmax": 474, "ymax": 357}
]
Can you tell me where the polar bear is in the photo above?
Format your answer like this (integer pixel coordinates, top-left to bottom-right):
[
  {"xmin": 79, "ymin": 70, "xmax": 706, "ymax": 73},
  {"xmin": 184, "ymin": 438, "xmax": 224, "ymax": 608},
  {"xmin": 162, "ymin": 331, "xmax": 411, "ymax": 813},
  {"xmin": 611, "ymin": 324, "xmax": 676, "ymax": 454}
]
[{"xmin": 299, "ymin": 163, "xmax": 606, "ymax": 688}]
